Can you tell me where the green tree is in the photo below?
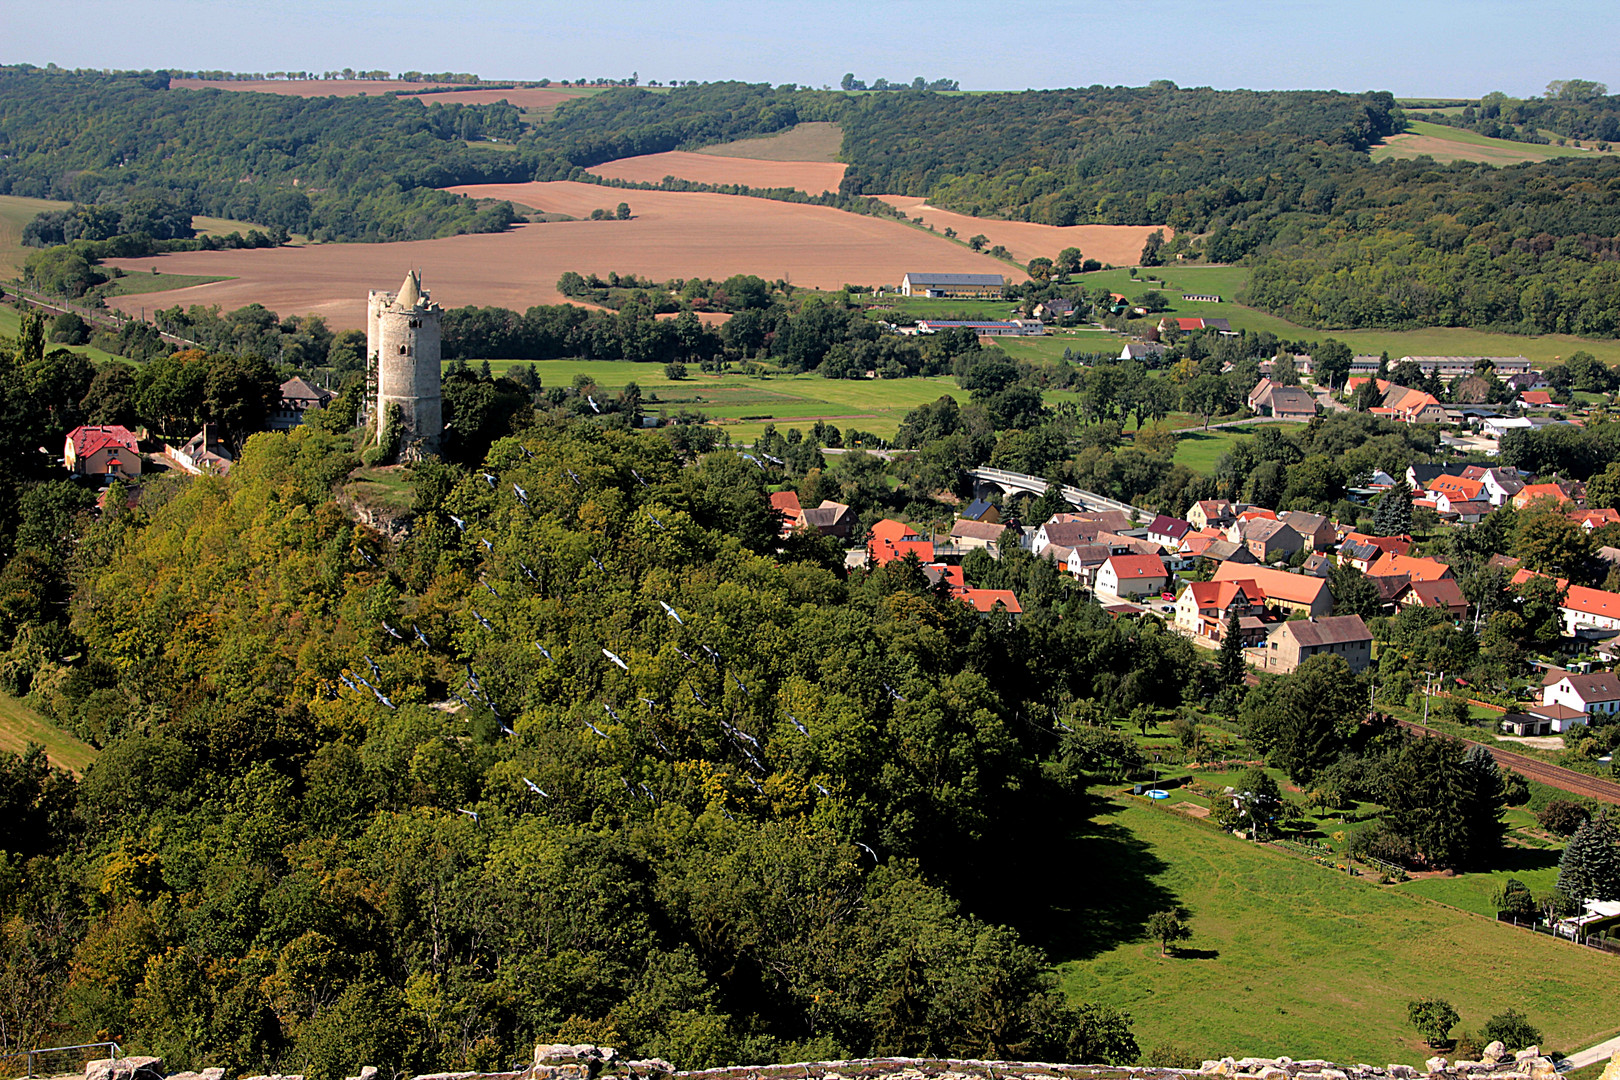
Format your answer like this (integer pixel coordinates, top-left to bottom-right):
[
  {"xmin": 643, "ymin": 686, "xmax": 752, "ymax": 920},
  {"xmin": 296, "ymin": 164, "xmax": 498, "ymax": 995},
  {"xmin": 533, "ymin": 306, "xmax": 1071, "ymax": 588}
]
[
  {"xmin": 1328, "ymin": 562, "xmax": 1381, "ymax": 618},
  {"xmin": 1373, "ymin": 477, "xmax": 1413, "ymax": 536},
  {"xmin": 663, "ymin": 361, "xmax": 687, "ymax": 380},
  {"xmin": 616, "ymin": 201, "xmax": 632, "ymax": 219},
  {"xmin": 1144, "ymin": 910, "xmax": 1191, "ymax": 957},
  {"xmin": 1512, "ymin": 505, "xmax": 1595, "ymax": 580},
  {"xmin": 1407, "ymin": 997, "xmax": 1460, "ymax": 1048},
  {"xmin": 1314, "ymin": 340, "xmax": 1354, "ymax": 391},
  {"xmin": 1055, "ymin": 247, "xmax": 1084, "ymax": 277},
  {"xmin": 968, "ymin": 234, "xmax": 988, "ymax": 252},
  {"xmin": 1217, "ymin": 613, "xmax": 1246, "ymax": 694},
  {"xmin": 1555, "ymin": 813, "xmax": 1620, "ymax": 901}
]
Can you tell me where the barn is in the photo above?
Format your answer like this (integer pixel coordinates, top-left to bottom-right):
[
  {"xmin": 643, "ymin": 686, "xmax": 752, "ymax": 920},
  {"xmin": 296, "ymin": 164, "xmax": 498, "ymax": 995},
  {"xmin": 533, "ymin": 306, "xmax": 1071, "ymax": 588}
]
[{"xmin": 899, "ymin": 272, "xmax": 1006, "ymax": 298}]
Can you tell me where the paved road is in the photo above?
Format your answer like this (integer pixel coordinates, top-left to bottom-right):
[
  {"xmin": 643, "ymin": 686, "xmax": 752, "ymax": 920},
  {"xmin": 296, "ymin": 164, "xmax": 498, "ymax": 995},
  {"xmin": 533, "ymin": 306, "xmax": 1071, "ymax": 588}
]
[{"xmin": 1564, "ymin": 1033, "xmax": 1620, "ymax": 1070}]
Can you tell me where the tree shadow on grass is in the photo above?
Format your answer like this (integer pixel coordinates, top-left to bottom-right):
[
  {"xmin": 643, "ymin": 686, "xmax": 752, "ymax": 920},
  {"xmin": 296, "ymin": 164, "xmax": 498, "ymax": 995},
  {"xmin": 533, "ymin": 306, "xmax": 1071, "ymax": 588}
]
[
  {"xmin": 954, "ymin": 791, "xmax": 1178, "ymax": 963},
  {"xmin": 1171, "ymin": 946, "xmax": 1221, "ymax": 960},
  {"xmin": 1492, "ymin": 845, "xmax": 1562, "ymax": 874}
]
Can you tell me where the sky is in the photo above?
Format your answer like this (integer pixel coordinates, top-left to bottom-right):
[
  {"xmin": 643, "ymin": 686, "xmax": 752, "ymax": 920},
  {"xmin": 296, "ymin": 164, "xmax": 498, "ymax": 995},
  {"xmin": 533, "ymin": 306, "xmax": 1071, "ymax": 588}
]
[{"xmin": 3, "ymin": 0, "xmax": 1616, "ymax": 99}]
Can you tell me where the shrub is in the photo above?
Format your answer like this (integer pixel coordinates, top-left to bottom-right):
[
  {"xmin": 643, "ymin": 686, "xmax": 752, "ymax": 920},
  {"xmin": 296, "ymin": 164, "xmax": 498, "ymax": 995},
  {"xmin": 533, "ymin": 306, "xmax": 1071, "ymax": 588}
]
[
  {"xmin": 1482, "ymin": 1008, "xmax": 1542, "ymax": 1052},
  {"xmin": 1537, "ymin": 799, "xmax": 1590, "ymax": 837}
]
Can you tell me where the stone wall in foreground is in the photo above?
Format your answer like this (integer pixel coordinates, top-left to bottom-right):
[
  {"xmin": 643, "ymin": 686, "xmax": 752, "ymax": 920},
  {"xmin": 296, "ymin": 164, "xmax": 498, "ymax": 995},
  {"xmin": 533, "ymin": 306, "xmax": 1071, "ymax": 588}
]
[{"xmin": 82, "ymin": 1042, "xmax": 1612, "ymax": 1080}]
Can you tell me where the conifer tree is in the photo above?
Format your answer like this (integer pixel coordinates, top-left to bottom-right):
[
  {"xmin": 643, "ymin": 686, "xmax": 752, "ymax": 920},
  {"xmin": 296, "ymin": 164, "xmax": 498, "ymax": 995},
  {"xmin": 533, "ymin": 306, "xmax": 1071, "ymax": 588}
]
[
  {"xmin": 1373, "ymin": 477, "xmax": 1413, "ymax": 536},
  {"xmin": 1556, "ymin": 812, "xmax": 1620, "ymax": 902},
  {"xmin": 1219, "ymin": 612, "xmax": 1245, "ymax": 688}
]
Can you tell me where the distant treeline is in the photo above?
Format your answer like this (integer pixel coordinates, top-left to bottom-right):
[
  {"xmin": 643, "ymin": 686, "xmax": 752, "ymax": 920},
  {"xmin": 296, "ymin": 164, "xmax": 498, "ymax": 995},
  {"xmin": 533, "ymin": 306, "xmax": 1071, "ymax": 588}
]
[{"xmin": 1410, "ymin": 80, "xmax": 1620, "ymax": 146}]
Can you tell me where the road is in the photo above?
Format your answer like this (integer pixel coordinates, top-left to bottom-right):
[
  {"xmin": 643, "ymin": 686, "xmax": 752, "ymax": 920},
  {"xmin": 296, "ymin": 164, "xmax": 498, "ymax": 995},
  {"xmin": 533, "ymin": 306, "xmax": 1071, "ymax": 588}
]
[
  {"xmin": 1396, "ymin": 718, "xmax": 1620, "ymax": 807},
  {"xmin": 1565, "ymin": 1034, "xmax": 1620, "ymax": 1070}
]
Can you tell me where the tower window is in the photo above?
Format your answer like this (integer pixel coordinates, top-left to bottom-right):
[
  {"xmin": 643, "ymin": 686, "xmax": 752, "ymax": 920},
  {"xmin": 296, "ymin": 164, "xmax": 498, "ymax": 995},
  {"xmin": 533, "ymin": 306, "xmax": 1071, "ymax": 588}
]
[
  {"xmin": 398, "ymin": 345, "xmax": 408, "ymax": 354},
  {"xmin": 409, "ymin": 319, "xmax": 421, "ymax": 328}
]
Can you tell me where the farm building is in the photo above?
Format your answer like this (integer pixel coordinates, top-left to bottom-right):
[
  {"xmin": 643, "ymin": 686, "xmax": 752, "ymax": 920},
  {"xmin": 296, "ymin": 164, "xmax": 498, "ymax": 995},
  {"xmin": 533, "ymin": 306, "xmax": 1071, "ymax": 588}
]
[
  {"xmin": 899, "ymin": 272, "xmax": 1006, "ymax": 298},
  {"xmin": 915, "ymin": 319, "xmax": 1046, "ymax": 337}
]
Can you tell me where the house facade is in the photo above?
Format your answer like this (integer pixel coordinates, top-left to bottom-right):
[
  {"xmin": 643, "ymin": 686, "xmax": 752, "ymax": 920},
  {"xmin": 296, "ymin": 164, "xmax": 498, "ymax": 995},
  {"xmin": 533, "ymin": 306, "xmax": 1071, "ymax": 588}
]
[
  {"xmin": 1095, "ymin": 554, "xmax": 1168, "ymax": 599},
  {"xmin": 1543, "ymin": 672, "xmax": 1620, "ymax": 718},
  {"xmin": 1257, "ymin": 615, "xmax": 1373, "ymax": 674},
  {"xmin": 899, "ymin": 272, "xmax": 1005, "ymax": 298},
  {"xmin": 65, "ymin": 425, "xmax": 142, "ymax": 481}
]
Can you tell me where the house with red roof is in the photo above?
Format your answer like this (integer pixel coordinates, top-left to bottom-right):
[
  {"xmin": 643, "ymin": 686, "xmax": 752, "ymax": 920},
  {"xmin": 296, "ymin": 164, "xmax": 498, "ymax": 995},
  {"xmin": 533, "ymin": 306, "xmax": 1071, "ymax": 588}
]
[
  {"xmin": 1095, "ymin": 553, "xmax": 1168, "ymax": 599},
  {"xmin": 770, "ymin": 491, "xmax": 805, "ymax": 537},
  {"xmin": 1367, "ymin": 551, "xmax": 1453, "ymax": 583},
  {"xmin": 1174, "ymin": 578, "xmax": 1270, "ymax": 647},
  {"xmin": 1518, "ymin": 390, "xmax": 1557, "ymax": 409},
  {"xmin": 951, "ymin": 586, "xmax": 1022, "ymax": 617},
  {"xmin": 868, "ymin": 519, "xmax": 935, "ymax": 565},
  {"xmin": 1560, "ymin": 584, "xmax": 1620, "ymax": 638},
  {"xmin": 1212, "ymin": 562, "xmax": 1332, "ymax": 617},
  {"xmin": 1514, "ymin": 483, "xmax": 1576, "ymax": 510},
  {"xmin": 1570, "ymin": 508, "xmax": 1620, "ymax": 531},
  {"xmin": 65, "ymin": 425, "xmax": 141, "ymax": 480},
  {"xmin": 1395, "ymin": 578, "xmax": 1468, "ymax": 619}
]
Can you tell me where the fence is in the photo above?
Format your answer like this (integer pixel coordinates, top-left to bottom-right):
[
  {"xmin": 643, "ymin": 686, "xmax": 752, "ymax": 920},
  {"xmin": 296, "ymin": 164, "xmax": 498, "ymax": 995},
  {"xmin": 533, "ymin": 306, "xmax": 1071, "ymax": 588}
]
[{"xmin": 1, "ymin": 1042, "xmax": 121, "ymax": 1079}]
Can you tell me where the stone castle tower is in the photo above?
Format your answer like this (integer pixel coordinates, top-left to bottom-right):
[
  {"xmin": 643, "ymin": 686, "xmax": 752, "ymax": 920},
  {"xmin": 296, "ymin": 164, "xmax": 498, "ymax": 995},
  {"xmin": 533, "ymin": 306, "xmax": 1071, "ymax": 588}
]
[{"xmin": 367, "ymin": 270, "xmax": 442, "ymax": 456}]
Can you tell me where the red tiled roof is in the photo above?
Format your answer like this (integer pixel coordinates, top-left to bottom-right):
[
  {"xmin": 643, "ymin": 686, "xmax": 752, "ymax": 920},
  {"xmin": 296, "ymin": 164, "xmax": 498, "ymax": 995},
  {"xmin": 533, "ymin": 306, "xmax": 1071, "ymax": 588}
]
[
  {"xmin": 1563, "ymin": 584, "xmax": 1620, "ymax": 619},
  {"xmin": 1368, "ymin": 552, "xmax": 1452, "ymax": 582},
  {"xmin": 770, "ymin": 491, "xmax": 803, "ymax": 514},
  {"xmin": 953, "ymin": 587, "xmax": 1022, "ymax": 614},
  {"xmin": 1520, "ymin": 390, "xmax": 1554, "ymax": 406},
  {"xmin": 869, "ymin": 519, "xmax": 935, "ymax": 565},
  {"xmin": 1212, "ymin": 562, "xmax": 1328, "ymax": 606},
  {"xmin": 1105, "ymin": 554, "xmax": 1168, "ymax": 579},
  {"xmin": 67, "ymin": 424, "xmax": 139, "ymax": 458}
]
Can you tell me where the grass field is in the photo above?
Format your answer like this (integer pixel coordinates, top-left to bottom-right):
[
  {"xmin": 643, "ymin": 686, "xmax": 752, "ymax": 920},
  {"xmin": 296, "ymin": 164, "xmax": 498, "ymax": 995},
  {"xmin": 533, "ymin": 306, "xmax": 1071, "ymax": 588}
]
[
  {"xmin": 0, "ymin": 193, "xmax": 72, "ymax": 278},
  {"xmin": 1173, "ymin": 424, "xmax": 1265, "ymax": 472},
  {"xmin": 191, "ymin": 214, "xmax": 276, "ymax": 237},
  {"xmin": 472, "ymin": 359, "xmax": 963, "ymax": 442},
  {"xmin": 1372, "ymin": 120, "xmax": 1617, "ymax": 166},
  {"xmin": 0, "ymin": 304, "xmax": 125, "ymax": 363},
  {"xmin": 0, "ymin": 693, "xmax": 97, "ymax": 775},
  {"xmin": 1053, "ymin": 795, "xmax": 1620, "ymax": 1062},
  {"xmin": 1079, "ymin": 265, "xmax": 1620, "ymax": 367},
  {"xmin": 93, "ymin": 271, "xmax": 231, "ymax": 299}
]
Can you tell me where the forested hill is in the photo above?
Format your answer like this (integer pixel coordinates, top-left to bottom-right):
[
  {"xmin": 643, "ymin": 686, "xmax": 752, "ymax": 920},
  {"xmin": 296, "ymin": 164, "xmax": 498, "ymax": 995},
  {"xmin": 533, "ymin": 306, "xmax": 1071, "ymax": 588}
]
[
  {"xmin": 836, "ymin": 86, "xmax": 1401, "ymax": 226},
  {"xmin": 0, "ymin": 68, "xmax": 539, "ymax": 241},
  {"xmin": 0, "ymin": 420, "xmax": 1183, "ymax": 1077}
]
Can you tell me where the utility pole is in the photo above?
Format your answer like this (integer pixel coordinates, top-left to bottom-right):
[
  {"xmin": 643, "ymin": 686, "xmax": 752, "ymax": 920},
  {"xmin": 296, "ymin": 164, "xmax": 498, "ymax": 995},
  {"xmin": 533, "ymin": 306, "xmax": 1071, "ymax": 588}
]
[{"xmin": 1422, "ymin": 670, "xmax": 1434, "ymax": 725}]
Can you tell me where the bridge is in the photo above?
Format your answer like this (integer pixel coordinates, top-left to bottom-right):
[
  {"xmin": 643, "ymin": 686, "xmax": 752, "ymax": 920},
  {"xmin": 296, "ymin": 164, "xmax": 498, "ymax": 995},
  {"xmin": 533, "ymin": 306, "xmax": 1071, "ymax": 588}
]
[{"xmin": 967, "ymin": 467, "xmax": 1141, "ymax": 519}]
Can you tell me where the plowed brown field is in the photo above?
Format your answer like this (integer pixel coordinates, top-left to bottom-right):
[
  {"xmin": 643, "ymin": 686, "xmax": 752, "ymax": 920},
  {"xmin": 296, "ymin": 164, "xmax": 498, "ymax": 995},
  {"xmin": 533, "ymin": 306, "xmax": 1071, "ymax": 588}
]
[
  {"xmin": 171, "ymin": 79, "xmax": 587, "ymax": 114},
  {"xmin": 173, "ymin": 78, "xmax": 461, "ymax": 96},
  {"xmin": 105, "ymin": 182, "xmax": 1013, "ymax": 329},
  {"xmin": 876, "ymin": 196, "xmax": 1169, "ymax": 267},
  {"xmin": 586, "ymin": 151, "xmax": 847, "ymax": 193}
]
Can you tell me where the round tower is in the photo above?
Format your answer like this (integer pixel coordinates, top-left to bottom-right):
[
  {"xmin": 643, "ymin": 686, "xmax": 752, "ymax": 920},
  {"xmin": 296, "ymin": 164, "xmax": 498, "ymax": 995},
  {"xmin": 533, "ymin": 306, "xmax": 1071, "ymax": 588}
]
[{"xmin": 367, "ymin": 270, "xmax": 442, "ymax": 456}]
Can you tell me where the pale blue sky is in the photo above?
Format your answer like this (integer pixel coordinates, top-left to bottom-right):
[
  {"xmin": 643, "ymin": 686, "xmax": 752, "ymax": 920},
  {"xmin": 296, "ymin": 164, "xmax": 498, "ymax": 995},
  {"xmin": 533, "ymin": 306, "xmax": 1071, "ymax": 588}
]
[{"xmin": 4, "ymin": 0, "xmax": 1615, "ymax": 98}]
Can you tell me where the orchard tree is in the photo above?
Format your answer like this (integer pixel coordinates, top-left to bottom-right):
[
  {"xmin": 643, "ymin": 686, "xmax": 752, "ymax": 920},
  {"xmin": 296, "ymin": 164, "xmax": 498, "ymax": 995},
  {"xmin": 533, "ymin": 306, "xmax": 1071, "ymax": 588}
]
[
  {"xmin": 1055, "ymin": 247, "xmax": 1084, "ymax": 277},
  {"xmin": 1483, "ymin": 1009, "xmax": 1542, "ymax": 1052},
  {"xmin": 1145, "ymin": 910, "xmax": 1191, "ymax": 957},
  {"xmin": 1408, "ymin": 998, "xmax": 1460, "ymax": 1047}
]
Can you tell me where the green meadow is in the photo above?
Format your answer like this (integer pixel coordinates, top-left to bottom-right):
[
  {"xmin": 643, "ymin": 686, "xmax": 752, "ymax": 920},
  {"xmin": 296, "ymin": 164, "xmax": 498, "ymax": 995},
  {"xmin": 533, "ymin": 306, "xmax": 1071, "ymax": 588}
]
[
  {"xmin": 0, "ymin": 693, "xmax": 97, "ymax": 775},
  {"xmin": 1078, "ymin": 265, "xmax": 1620, "ymax": 367},
  {"xmin": 1053, "ymin": 795, "xmax": 1620, "ymax": 1063}
]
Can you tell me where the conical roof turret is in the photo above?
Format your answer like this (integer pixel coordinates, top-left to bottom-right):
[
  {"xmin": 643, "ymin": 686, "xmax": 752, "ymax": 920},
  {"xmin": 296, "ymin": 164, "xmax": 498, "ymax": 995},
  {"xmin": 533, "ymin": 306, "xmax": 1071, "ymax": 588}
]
[{"xmin": 396, "ymin": 270, "xmax": 423, "ymax": 309}]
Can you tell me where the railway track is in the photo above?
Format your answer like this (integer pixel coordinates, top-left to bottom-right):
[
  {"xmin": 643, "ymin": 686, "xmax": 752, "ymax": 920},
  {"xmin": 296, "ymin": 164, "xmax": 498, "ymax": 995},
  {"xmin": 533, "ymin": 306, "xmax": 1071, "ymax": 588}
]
[{"xmin": 1397, "ymin": 719, "xmax": 1620, "ymax": 806}]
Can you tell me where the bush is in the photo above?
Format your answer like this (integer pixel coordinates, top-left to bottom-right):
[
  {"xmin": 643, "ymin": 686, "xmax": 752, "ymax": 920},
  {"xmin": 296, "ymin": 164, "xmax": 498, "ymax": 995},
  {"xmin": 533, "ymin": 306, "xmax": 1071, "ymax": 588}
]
[
  {"xmin": 1482, "ymin": 1008, "xmax": 1542, "ymax": 1052},
  {"xmin": 1536, "ymin": 799, "xmax": 1590, "ymax": 837},
  {"xmin": 1143, "ymin": 1044, "xmax": 1201, "ymax": 1069},
  {"xmin": 664, "ymin": 361, "xmax": 687, "ymax": 380}
]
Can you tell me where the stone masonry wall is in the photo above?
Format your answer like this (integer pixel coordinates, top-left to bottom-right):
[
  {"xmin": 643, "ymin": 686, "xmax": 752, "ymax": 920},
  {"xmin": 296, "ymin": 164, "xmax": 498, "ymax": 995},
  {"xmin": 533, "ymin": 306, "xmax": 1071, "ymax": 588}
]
[{"xmin": 76, "ymin": 1044, "xmax": 1613, "ymax": 1080}]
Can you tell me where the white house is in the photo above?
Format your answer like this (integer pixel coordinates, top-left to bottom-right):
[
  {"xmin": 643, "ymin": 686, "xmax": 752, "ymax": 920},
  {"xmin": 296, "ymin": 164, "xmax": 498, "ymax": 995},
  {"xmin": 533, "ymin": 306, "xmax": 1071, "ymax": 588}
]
[
  {"xmin": 1561, "ymin": 585, "xmax": 1620, "ymax": 638},
  {"xmin": 1543, "ymin": 670, "xmax": 1620, "ymax": 719},
  {"xmin": 1482, "ymin": 416, "xmax": 1534, "ymax": 441},
  {"xmin": 1095, "ymin": 553, "xmax": 1168, "ymax": 599}
]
